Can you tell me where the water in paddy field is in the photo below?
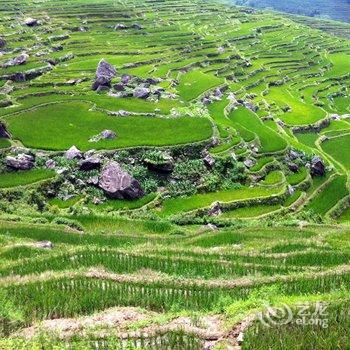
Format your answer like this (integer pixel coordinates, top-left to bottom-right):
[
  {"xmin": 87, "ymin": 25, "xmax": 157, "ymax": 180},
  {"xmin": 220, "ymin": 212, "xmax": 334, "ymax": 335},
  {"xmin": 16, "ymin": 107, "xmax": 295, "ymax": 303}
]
[{"xmin": 231, "ymin": 0, "xmax": 350, "ymax": 23}]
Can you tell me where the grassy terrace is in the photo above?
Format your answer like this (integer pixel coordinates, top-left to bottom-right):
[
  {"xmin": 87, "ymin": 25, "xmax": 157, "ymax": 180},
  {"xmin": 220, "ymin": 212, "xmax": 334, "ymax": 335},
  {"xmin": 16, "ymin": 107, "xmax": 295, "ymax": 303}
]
[
  {"xmin": 159, "ymin": 184, "xmax": 285, "ymax": 216},
  {"xmin": 0, "ymin": 169, "xmax": 55, "ymax": 188}
]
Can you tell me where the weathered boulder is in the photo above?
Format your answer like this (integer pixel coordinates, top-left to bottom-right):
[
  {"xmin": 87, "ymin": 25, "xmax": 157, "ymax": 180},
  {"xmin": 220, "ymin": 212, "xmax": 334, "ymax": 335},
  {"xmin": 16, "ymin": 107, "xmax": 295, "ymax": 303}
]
[
  {"xmin": 113, "ymin": 83, "xmax": 125, "ymax": 91},
  {"xmin": 0, "ymin": 122, "xmax": 10, "ymax": 138},
  {"xmin": 131, "ymin": 23, "xmax": 143, "ymax": 30},
  {"xmin": 65, "ymin": 145, "xmax": 82, "ymax": 160},
  {"xmin": 203, "ymin": 154, "xmax": 215, "ymax": 168},
  {"xmin": 2, "ymin": 53, "xmax": 29, "ymax": 68},
  {"xmin": 92, "ymin": 59, "xmax": 116, "ymax": 91},
  {"xmin": 208, "ymin": 202, "xmax": 222, "ymax": 217},
  {"xmin": 121, "ymin": 74, "xmax": 132, "ymax": 84},
  {"xmin": 5, "ymin": 154, "xmax": 35, "ymax": 170},
  {"xmin": 24, "ymin": 18, "xmax": 39, "ymax": 26},
  {"xmin": 133, "ymin": 87, "xmax": 150, "ymax": 99},
  {"xmin": 79, "ymin": 156, "xmax": 102, "ymax": 171},
  {"xmin": 98, "ymin": 161, "xmax": 144, "ymax": 199},
  {"xmin": 310, "ymin": 156, "xmax": 326, "ymax": 177}
]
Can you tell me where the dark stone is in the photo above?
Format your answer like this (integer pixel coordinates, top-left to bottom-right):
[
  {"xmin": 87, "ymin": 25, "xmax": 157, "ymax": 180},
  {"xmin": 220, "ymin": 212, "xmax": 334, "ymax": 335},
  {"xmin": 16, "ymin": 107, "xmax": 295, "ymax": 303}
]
[
  {"xmin": 5, "ymin": 154, "xmax": 35, "ymax": 170},
  {"xmin": 311, "ymin": 156, "xmax": 326, "ymax": 177},
  {"xmin": 0, "ymin": 37, "xmax": 6, "ymax": 48},
  {"xmin": 98, "ymin": 161, "xmax": 144, "ymax": 199},
  {"xmin": 45, "ymin": 159, "xmax": 56, "ymax": 169},
  {"xmin": 115, "ymin": 23, "xmax": 128, "ymax": 30},
  {"xmin": 121, "ymin": 74, "xmax": 132, "ymax": 84},
  {"xmin": 24, "ymin": 18, "xmax": 39, "ymax": 26},
  {"xmin": 288, "ymin": 163, "xmax": 299, "ymax": 173},
  {"xmin": 79, "ymin": 156, "xmax": 102, "ymax": 171},
  {"xmin": 113, "ymin": 83, "xmax": 125, "ymax": 91},
  {"xmin": 0, "ymin": 100, "xmax": 12, "ymax": 108},
  {"xmin": 0, "ymin": 122, "xmax": 10, "ymax": 138},
  {"xmin": 131, "ymin": 23, "xmax": 143, "ymax": 30},
  {"xmin": 52, "ymin": 45, "xmax": 63, "ymax": 52},
  {"xmin": 8, "ymin": 72, "xmax": 26, "ymax": 82},
  {"xmin": 133, "ymin": 87, "xmax": 150, "ymax": 99}
]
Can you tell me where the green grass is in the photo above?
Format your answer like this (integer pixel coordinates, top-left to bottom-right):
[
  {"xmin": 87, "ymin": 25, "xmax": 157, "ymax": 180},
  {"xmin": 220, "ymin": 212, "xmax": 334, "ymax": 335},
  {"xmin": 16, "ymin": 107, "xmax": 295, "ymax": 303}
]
[
  {"xmin": 0, "ymin": 169, "xmax": 55, "ymax": 188},
  {"xmin": 5, "ymin": 102, "xmax": 213, "ymax": 151},
  {"xmin": 322, "ymin": 134, "xmax": 350, "ymax": 170},
  {"xmin": 178, "ymin": 70, "xmax": 224, "ymax": 101},
  {"xmin": 287, "ymin": 167, "xmax": 308, "ymax": 185},
  {"xmin": 0, "ymin": 139, "xmax": 10, "ymax": 149},
  {"xmin": 220, "ymin": 204, "xmax": 281, "ymax": 218}
]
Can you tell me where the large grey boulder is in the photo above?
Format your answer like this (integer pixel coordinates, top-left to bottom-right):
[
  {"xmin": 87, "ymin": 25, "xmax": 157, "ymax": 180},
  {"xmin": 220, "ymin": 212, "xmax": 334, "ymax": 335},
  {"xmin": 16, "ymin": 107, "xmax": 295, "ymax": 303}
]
[
  {"xmin": 65, "ymin": 145, "xmax": 82, "ymax": 160},
  {"xmin": 2, "ymin": 53, "xmax": 29, "ymax": 68},
  {"xmin": 5, "ymin": 154, "xmax": 35, "ymax": 170},
  {"xmin": 92, "ymin": 59, "xmax": 116, "ymax": 91},
  {"xmin": 98, "ymin": 161, "xmax": 144, "ymax": 199}
]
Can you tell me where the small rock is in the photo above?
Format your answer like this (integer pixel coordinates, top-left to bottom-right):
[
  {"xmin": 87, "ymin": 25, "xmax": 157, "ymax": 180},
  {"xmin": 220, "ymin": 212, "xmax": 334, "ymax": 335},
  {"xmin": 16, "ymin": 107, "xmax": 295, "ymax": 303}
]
[
  {"xmin": 121, "ymin": 74, "xmax": 132, "ymax": 84},
  {"xmin": 0, "ymin": 37, "xmax": 6, "ymax": 48},
  {"xmin": 35, "ymin": 241, "xmax": 53, "ymax": 249},
  {"xmin": 208, "ymin": 202, "xmax": 222, "ymax": 217},
  {"xmin": 100, "ymin": 129, "xmax": 117, "ymax": 139},
  {"xmin": 65, "ymin": 145, "xmax": 82, "ymax": 160},
  {"xmin": 131, "ymin": 23, "xmax": 143, "ymax": 30},
  {"xmin": 206, "ymin": 223, "xmax": 218, "ymax": 231},
  {"xmin": 133, "ymin": 87, "xmax": 150, "ymax": 99},
  {"xmin": 203, "ymin": 154, "xmax": 215, "ymax": 168},
  {"xmin": 113, "ymin": 83, "xmax": 125, "ymax": 91},
  {"xmin": 87, "ymin": 176, "xmax": 99, "ymax": 186},
  {"xmin": 45, "ymin": 159, "xmax": 56, "ymax": 169},
  {"xmin": 0, "ymin": 122, "xmax": 10, "ymax": 138},
  {"xmin": 244, "ymin": 159, "xmax": 256, "ymax": 168},
  {"xmin": 288, "ymin": 163, "xmax": 299, "ymax": 173}
]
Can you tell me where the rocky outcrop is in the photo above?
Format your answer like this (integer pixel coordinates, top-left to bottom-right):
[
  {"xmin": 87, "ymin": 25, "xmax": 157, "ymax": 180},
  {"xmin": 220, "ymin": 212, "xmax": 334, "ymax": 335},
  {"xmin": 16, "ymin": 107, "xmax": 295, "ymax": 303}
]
[
  {"xmin": 203, "ymin": 154, "xmax": 215, "ymax": 169},
  {"xmin": 0, "ymin": 37, "xmax": 6, "ymax": 48},
  {"xmin": 5, "ymin": 154, "xmax": 35, "ymax": 170},
  {"xmin": 98, "ymin": 161, "xmax": 144, "ymax": 199},
  {"xmin": 92, "ymin": 59, "xmax": 116, "ymax": 91}
]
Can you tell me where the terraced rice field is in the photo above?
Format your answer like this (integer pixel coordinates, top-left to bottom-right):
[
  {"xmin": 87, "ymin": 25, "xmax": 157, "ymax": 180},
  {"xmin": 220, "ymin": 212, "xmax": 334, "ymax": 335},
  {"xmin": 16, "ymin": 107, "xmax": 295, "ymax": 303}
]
[{"xmin": 0, "ymin": 0, "xmax": 350, "ymax": 348}]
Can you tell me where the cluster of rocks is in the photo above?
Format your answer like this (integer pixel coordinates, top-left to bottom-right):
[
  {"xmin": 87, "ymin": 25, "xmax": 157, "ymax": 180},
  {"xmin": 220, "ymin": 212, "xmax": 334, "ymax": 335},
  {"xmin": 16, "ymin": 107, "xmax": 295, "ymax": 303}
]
[
  {"xmin": 62, "ymin": 146, "xmax": 144, "ymax": 200},
  {"xmin": 286, "ymin": 150, "xmax": 326, "ymax": 177},
  {"xmin": 91, "ymin": 59, "xmax": 165, "ymax": 100},
  {"xmin": 201, "ymin": 86, "xmax": 228, "ymax": 105}
]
